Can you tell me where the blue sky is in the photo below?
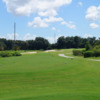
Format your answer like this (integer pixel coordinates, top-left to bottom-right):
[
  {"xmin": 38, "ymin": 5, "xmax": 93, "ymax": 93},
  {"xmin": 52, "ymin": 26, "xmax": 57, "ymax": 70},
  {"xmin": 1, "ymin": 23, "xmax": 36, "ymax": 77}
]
[{"xmin": 0, "ymin": 0, "xmax": 100, "ymax": 43}]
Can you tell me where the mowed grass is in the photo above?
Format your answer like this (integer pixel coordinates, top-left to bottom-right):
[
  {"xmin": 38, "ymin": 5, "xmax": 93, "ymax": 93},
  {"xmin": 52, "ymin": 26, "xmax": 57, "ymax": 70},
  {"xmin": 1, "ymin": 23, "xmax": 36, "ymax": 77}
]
[{"xmin": 0, "ymin": 49, "xmax": 100, "ymax": 100}]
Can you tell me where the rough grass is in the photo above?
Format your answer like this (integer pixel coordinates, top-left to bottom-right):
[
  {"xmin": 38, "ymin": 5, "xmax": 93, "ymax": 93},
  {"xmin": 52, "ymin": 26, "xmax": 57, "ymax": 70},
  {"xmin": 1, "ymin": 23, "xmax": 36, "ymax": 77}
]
[{"xmin": 0, "ymin": 49, "xmax": 100, "ymax": 100}]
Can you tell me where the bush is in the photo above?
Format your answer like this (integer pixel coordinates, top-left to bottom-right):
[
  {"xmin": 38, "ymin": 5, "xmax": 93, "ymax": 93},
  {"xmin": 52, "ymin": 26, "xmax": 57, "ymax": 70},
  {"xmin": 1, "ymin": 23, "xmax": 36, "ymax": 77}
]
[
  {"xmin": 84, "ymin": 51, "xmax": 94, "ymax": 58},
  {"xmin": 0, "ymin": 51, "xmax": 21, "ymax": 57},
  {"xmin": 94, "ymin": 50, "xmax": 100, "ymax": 57},
  {"xmin": 93, "ymin": 45, "xmax": 100, "ymax": 50},
  {"xmin": 0, "ymin": 51, "xmax": 11, "ymax": 57},
  {"xmin": 83, "ymin": 49, "xmax": 100, "ymax": 58},
  {"xmin": 73, "ymin": 50, "xmax": 84, "ymax": 56},
  {"xmin": 13, "ymin": 52, "xmax": 22, "ymax": 56}
]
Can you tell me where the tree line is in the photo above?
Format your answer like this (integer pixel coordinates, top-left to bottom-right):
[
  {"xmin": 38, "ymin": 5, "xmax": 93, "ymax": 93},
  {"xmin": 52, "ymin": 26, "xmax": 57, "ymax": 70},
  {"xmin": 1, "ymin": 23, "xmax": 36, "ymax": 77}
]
[{"xmin": 0, "ymin": 36, "xmax": 100, "ymax": 51}]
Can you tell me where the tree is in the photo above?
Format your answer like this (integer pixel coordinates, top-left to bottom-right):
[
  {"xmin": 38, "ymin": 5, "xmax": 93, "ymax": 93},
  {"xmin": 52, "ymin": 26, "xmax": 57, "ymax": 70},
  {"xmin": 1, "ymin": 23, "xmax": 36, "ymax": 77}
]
[
  {"xmin": 0, "ymin": 42, "xmax": 6, "ymax": 51},
  {"xmin": 73, "ymin": 36, "xmax": 81, "ymax": 48},
  {"xmin": 88, "ymin": 37, "xmax": 96, "ymax": 46},
  {"xmin": 21, "ymin": 41, "xmax": 29, "ymax": 50},
  {"xmin": 34, "ymin": 37, "xmax": 50, "ymax": 50},
  {"xmin": 27, "ymin": 40, "xmax": 35, "ymax": 50},
  {"xmin": 57, "ymin": 36, "xmax": 66, "ymax": 49},
  {"xmin": 85, "ymin": 41, "xmax": 92, "ymax": 51}
]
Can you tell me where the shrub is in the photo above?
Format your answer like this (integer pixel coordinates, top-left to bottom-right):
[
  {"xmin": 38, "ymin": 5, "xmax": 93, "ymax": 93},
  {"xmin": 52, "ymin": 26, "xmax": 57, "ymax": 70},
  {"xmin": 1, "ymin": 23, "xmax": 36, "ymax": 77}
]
[
  {"xmin": 0, "ymin": 51, "xmax": 21, "ymax": 57},
  {"xmin": 0, "ymin": 51, "xmax": 12, "ymax": 57},
  {"xmin": 13, "ymin": 52, "xmax": 22, "ymax": 56},
  {"xmin": 84, "ymin": 51, "xmax": 94, "ymax": 58},
  {"xmin": 94, "ymin": 50, "xmax": 100, "ymax": 57},
  {"xmin": 73, "ymin": 50, "xmax": 84, "ymax": 56},
  {"xmin": 83, "ymin": 49, "xmax": 100, "ymax": 58},
  {"xmin": 94, "ymin": 45, "xmax": 100, "ymax": 50}
]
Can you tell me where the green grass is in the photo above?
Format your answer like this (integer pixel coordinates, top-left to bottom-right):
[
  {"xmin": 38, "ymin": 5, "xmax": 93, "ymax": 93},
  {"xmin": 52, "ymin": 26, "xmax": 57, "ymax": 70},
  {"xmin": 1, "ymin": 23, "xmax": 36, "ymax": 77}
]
[{"xmin": 0, "ymin": 49, "xmax": 100, "ymax": 100}]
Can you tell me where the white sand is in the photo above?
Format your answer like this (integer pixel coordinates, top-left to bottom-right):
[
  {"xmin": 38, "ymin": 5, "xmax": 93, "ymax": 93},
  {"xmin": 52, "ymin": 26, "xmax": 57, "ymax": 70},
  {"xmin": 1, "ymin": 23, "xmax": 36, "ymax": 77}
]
[
  {"xmin": 21, "ymin": 52, "xmax": 37, "ymax": 54},
  {"xmin": 58, "ymin": 54, "xmax": 74, "ymax": 58},
  {"xmin": 59, "ymin": 54, "xmax": 100, "ymax": 61},
  {"xmin": 45, "ymin": 50, "xmax": 57, "ymax": 52},
  {"xmin": 89, "ymin": 59, "xmax": 100, "ymax": 62}
]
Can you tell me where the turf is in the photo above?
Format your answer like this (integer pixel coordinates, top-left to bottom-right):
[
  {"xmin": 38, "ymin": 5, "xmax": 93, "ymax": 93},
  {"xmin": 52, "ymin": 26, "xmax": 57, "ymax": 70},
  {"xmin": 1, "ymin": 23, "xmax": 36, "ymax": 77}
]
[{"xmin": 0, "ymin": 49, "xmax": 100, "ymax": 100}]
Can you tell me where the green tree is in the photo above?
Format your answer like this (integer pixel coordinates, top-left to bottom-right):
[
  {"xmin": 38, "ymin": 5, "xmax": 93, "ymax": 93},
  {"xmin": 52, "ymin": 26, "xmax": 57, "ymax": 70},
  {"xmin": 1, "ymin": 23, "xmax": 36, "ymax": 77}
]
[
  {"xmin": 85, "ymin": 41, "xmax": 92, "ymax": 51},
  {"xmin": 0, "ymin": 42, "xmax": 6, "ymax": 51},
  {"xmin": 57, "ymin": 36, "xmax": 66, "ymax": 49},
  {"xmin": 35, "ymin": 37, "xmax": 49, "ymax": 50}
]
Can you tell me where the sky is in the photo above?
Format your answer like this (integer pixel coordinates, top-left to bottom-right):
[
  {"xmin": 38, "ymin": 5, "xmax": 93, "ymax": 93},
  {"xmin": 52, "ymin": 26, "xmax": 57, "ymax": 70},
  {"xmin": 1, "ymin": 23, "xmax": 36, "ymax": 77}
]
[{"xmin": 0, "ymin": 0, "xmax": 100, "ymax": 43}]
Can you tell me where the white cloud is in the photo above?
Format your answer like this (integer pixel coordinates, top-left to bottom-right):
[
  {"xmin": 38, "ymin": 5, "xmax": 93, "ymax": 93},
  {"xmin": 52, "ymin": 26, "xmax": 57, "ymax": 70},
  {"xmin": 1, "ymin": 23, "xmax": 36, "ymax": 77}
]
[
  {"xmin": 38, "ymin": 9, "xmax": 57, "ymax": 17},
  {"xmin": 28, "ymin": 16, "xmax": 76, "ymax": 29},
  {"xmin": 28, "ymin": 16, "xmax": 63, "ymax": 28},
  {"xmin": 1, "ymin": 33, "xmax": 36, "ymax": 40},
  {"xmin": 44, "ymin": 17, "xmax": 63, "ymax": 23},
  {"xmin": 3, "ymin": 0, "xmax": 75, "ymax": 29},
  {"xmin": 90, "ymin": 23, "xmax": 99, "ymax": 29},
  {"xmin": 83, "ymin": 34, "xmax": 91, "ymax": 38},
  {"xmin": 86, "ymin": 5, "xmax": 100, "ymax": 21},
  {"xmin": 0, "ymin": 35, "xmax": 5, "ymax": 38},
  {"xmin": 23, "ymin": 33, "xmax": 61, "ymax": 43},
  {"xmin": 3, "ymin": 0, "xmax": 72, "ymax": 16},
  {"xmin": 78, "ymin": 2, "xmax": 83, "ymax": 6},
  {"xmin": 52, "ymin": 27, "xmax": 56, "ymax": 31},
  {"xmin": 23, "ymin": 33, "xmax": 36, "ymax": 40},
  {"xmin": 7, "ymin": 33, "xmax": 19, "ymax": 40},
  {"xmin": 46, "ymin": 34, "xmax": 61, "ymax": 43},
  {"xmin": 61, "ymin": 21, "xmax": 76, "ymax": 29},
  {"xmin": 46, "ymin": 37, "xmax": 54, "ymax": 43},
  {"xmin": 28, "ymin": 17, "xmax": 48, "ymax": 28}
]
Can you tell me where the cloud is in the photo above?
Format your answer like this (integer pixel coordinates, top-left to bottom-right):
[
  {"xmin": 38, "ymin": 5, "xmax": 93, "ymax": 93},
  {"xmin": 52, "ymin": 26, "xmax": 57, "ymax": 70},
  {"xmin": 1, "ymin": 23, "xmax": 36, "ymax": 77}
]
[
  {"xmin": 23, "ymin": 33, "xmax": 36, "ymax": 40},
  {"xmin": 61, "ymin": 21, "xmax": 76, "ymax": 29},
  {"xmin": 28, "ymin": 16, "xmax": 63, "ymax": 28},
  {"xmin": 90, "ymin": 23, "xmax": 99, "ymax": 29},
  {"xmin": 1, "ymin": 33, "xmax": 36, "ymax": 40},
  {"xmin": 28, "ymin": 16, "xmax": 76, "ymax": 29},
  {"xmin": 83, "ymin": 34, "xmax": 91, "ymax": 38},
  {"xmin": 78, "ymin": 2, "xmax": 83, "ymax": 6},
  {"xmin": 52, "ymin": 27, "xmax": 56, "ymax": 31},
  {"xmin": 7, "ymin": 33, "xmax": 19, "ymax": 40},
  {"xmin": 23, "ymin": 33, "xmax": 61, "ymax": 43},
  {"xmin": 3, "ymin": 0, "xmax": 75, "ymax": 29},
  {"xmin": 46, "ymin": 34, "xmax": 61, "ymax": 43},
  {"xmin": 28, "ymin": 17, "xmax": 48, "ymax": 28},
  {"xmin": 3, "ymin": 0, "xmax": 72, "ymax": 16},
  {"xmin": 38, "ymin": 9, "xmax": 57, "ymax": 17},
  {"xmin": 0, "ymin": 35, "xmax": 5, "ymax": 38},
  {"xmin": 86, "ymin": 5, "xmax": 100, "ymax": 21}
]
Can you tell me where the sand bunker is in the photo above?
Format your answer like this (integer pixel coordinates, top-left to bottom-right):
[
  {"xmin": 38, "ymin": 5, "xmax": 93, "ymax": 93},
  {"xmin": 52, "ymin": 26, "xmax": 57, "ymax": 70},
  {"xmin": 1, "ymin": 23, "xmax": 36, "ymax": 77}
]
[
  {"xmin": 45, "ymin": 50, "xmax": 57, "ymax": 52},
  {"xmin": 59, "ymin": 54, "xmax": 100, "ymax": 61},
  {"xmin": 21, "ymin": 52, "xmax": 37, "ymax": 54},
  {"xmin": 89, "ymin": 59, "xmax": 100, "ymax": 62},
  {"xmin": 58, "ymin": 54, "xmax": 74, "ymax": 59}
]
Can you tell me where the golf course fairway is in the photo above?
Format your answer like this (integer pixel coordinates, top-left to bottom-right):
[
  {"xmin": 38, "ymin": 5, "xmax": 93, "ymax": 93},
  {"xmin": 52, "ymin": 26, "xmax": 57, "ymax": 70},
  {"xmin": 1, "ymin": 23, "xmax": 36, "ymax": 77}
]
[{"xmin": 0, "ymin": 49, "xmax": 100, "ymax": 100}]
